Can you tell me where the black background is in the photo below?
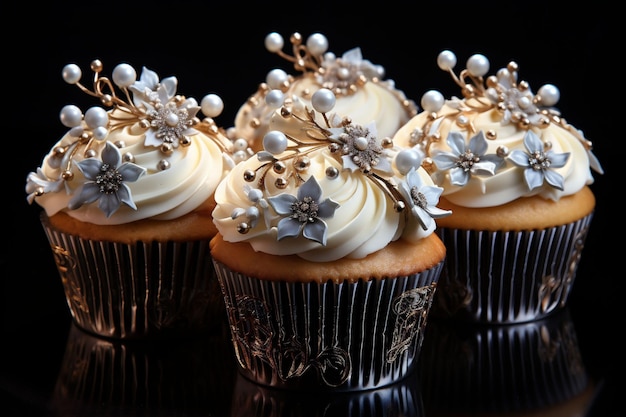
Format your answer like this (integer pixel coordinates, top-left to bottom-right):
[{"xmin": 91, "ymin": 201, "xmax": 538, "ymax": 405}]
[{"xmin": 3, "ymin": 2, "xmax": 622, "ymax": 416}]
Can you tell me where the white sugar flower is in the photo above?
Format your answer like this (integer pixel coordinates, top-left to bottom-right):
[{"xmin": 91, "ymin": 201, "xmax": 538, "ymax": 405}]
[
  {"xmin": 328, "ymin": 121, "xmax": 393, "ymax": 175},
  {"xmin": 508, "ymin": 130, "xmax": 570, "ymax": 191},
  {"xmin": 399, "ymin": 167, "xmax": 451, "ymax": 230}
]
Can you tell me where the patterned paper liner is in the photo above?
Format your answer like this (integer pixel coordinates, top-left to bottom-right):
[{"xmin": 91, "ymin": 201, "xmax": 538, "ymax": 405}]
[
  {"xmin": 213, "ymin": 259, "xmax": 443, "ymax": 391},
  {"xmin": 40, "ymin": 212, "xmax": 224, "ymax": 339},
  {"xmin": 418, "ymin": 308, "xmax": 590, "ymax": 413},
  {"xmin": 51, "ymin": 323, "xmax": 236, "ymax": 415},
  {"xmin": 231, "ymin": 363, "xmax": 424, "ymax": 416},
  {"xmin": 433, "ymin": 212, "xmax": 593, "ymax": 323}
]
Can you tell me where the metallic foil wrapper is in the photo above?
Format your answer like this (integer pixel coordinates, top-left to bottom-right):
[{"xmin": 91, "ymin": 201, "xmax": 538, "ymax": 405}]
[
  {"xmin": 418, "ymin": 308, "xmax": 592, "ymax": 414},
  {"xmin": 40, "ymin": 212, "xmax": 225, "ymax": 339},
  {"xmin": 51, "ymin": 323, "xmax": 236, "ymax": 416},
  {"xmin": 231, "ymin": 364, "xmax": 424, "ymax": 416},
  {"xmin": 433, "ymin": 212, "xmax": 594, "ymax": 323},
  {"xmin": 213, "ymin": 259, "xmax": 443, "ymax": 391}
]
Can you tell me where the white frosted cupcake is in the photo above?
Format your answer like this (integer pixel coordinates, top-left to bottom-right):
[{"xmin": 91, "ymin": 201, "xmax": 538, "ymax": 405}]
[
  {"xmin": 393, "ymin": 51, "xmax": 603, "ymax": 323},
  {"xmin": 230, "ymin": 31, "xmax": 417, "ymax": 152},
  {"xmin": 26, "ymin": 60, "xmax": 251, "ymax": 339},
  {"xmin": 211, "ymin": 88, "xmax": 450, "ymax": 390}
]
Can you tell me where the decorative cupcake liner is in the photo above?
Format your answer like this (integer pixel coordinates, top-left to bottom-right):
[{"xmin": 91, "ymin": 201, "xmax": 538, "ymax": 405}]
[
  {"xmin": 213, "ymin": 259, "xmax": 443, "ymax": 391},
  {"xmin": 433, "ymin": 212, "xmax": 594, "ymax": 323},
  {"xmin": 231, "ymin": 363, "xmax": 424, "ymax": 417},
  {"xmin": 418, "ymin": 308, "xmax": 590, "ymax": 413},
  {"xmin": 51, "ymin": 323, "xmax": 236, "ymax": 415},
  {"xmin": 40, "ymin": 213, "xmax": 224, "ymax": 339}
]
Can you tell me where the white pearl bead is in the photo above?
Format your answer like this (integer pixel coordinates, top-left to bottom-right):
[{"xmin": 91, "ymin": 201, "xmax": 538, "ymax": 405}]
[
  {"xmin": 233, "ymin": 138, "xmax": 248, "ymax": 150},
  {"xmin": 165, "ymin": 112, "xmax": 179, "ymax": 127},
  {"xmin": 93, "ymin": 126, "xmax": 108, "ymax": 140},
  {"xmin": 263, "ymin": 130, "xmax": 288, "ymax": 154},
  {"xmin": 69, "ymin": 126, "xmax": 85, "ymax": 138},
  {"xmin": 354, "ymin": 137, "xmax": 369, "ymax": 151},
  {"xmin": 112, "ymin": 63, "xmax": 137, "ymax": 88},
  {"xmin": 62, "ymin": 64, "xmax": 82, "ymax": 84},
  {"xmin": 437, "ymin": 50, "xmax": 457, "ymax": 71},
  {"xmin": 311, "ymin": 88, "xmax": 336, "ymax": 113},
  {"xmin": 201, "ymin": 94, "xmax": 224, "ymax": 117},
  {"xmin": 323, "ymin": 52, "xmax": 336, "ymax": 62},
  {"xmin": 395, "ymin": 149, "xmax": 422, "ymax": 175},
  {"xmin": 466, "ymin": 54, "xmax": 489, "ymax": 77},
  {"xmin": 421, "ymin": 90, "xmax": 444, "ymax": 113},
  {"xmin": 266, "ymin": 69, "xmax": 288, "ymax": 89},
  {"xmin": 60, "ymin": 104, "xmax": 83, "ymax": 127},
  {"xmin": 537, "ymin": 84, "xmax": 560, "ymax": 107},
  {"xmin": 337, "ymin": 67, "xmax": 350, "ymax": 80},
  {"xmin": 84, "ymin": 107, "xmax": 108, "ymax": 129},
  {"xmin": 265, "ymin": 89, "xmax": 284, "ymax": 109},
  {"xmin": 264, "ymin": 32, "xmax": 284, "ymax": 53},
  {"xmin": 306, "ymin": 33, "xmax": 329, "ymax": 55},
  {"xmin": 232, "ymin": 150, "xmax": 248, "ymax": 163},
  {"xmin": 517, "ymin": 96, "xmax": 531, "ymax": 109}
]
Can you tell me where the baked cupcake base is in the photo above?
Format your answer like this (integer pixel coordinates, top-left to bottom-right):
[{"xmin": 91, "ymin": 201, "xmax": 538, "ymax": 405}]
[
  {"xmin": 211, "ymin": 235, "xmax": 445, "ymax": 391},
  {"xmin": 41, "ymin": 212, "xmax": 224, "ymax": 339}
]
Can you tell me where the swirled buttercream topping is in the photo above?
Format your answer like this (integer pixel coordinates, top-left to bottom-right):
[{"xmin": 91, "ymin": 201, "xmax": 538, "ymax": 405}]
[
  {"xmin": 231, "ymin": 32, "xmax": 417, "ymax": 149},
  {"xmin": 213, "ymin": 89, "xmax": 450, "ymax": 262},
  {"xmin": 392, "ymin": 51, "xmax": 603, "ymax": 208},
  {"xmin": 26, "ymin": 60, "xmax": 252, "ymax": 225}
]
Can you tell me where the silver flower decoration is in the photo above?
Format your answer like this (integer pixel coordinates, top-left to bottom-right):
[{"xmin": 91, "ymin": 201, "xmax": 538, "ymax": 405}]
[
  {"xmin": 328, "ymin": 121, "xmax": 393, "ymax": 175},
  {"xmin": 68, "ymin": 142, "xmax": 146, "ymax": 217},
  {"xmin": 399, "ymin": 167, "xmax": 451, "ymax": 230},
  {"xmin": 316, "ymin": 47, "xmax": 385, "ymax": 93},
  {"xmin": 129, "ymin": 66, "xmax": 177, "ymax": 108},
  {"xmin": 431, "ymin": 131, "xmax": 504, "ymax": 186},
  {"xmin": 508, "ymin": 130, "xmax": 570, "ymax": 191},
  {"xmin": 129, "ymin": 67, "xmax": 201, "ymax": 148},
  {"xmin": 267, "ymin": 176, "xmax": 339, "ymax": 245}
]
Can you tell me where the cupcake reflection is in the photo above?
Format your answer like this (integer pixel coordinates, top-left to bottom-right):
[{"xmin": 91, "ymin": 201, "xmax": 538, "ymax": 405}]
[
  {"xmin": 51, "ymin": 323, "xmax": 236, "ymax": 416},
  {"xmin": 231, "ymin": 368, "xmax": 424, "ymax": 417},
  {"xmin": 419, "ymin": 308, "xmax": 595, "ymax": 415}
]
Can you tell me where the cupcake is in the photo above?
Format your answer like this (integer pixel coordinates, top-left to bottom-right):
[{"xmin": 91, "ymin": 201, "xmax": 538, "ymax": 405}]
[
  {"xmin": 211, "ymin": 88, "xmax": 451, "ymax": 391},
  {"xmin": 25, "ymin": 60, "xmax": 251, "ymax": 339},
  {"xmin": 230, "ymin": 31, "xmax": 417, "ymax": 152},
  {"xmin": 393, "ymin": 50, "xmax": 603, "ymax": 323}
]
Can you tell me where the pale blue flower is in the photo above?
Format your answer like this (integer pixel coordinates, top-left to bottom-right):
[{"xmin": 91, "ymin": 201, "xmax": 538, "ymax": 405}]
[
  {"xmin": 68, "ymin": 142, "xmax": 146, "ymax": 217},
  {"xmin": 431, "ymin": 131, "xmax": 504, "ymax": 186},
  {"xmin": 508, "ymin": 130, "xmax": 570, "ymax": 191},
  {"xmin": 267, "ymin": 176, "xmax": 339, "ymax": 245},
  {"xmin": 398, "ymin": 167, "xmax": 451, "ymax": 230}
]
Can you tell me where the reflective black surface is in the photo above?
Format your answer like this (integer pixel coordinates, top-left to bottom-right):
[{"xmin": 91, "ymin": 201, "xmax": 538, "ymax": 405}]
[{"xmin": 4, "ymin": 3, "xmax": 621, "ymax": 416}]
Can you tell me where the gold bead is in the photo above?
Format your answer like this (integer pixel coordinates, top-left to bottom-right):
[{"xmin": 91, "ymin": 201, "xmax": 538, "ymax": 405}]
[
  {"xmin": 275, "ymin": 177, "xmax": 288, "ymax": 189},
  {"xmin": 180, "ymin": 136, "xmax": 192, "ymax": 147},
  {"xmin": 158, "ymin": 159, "xmax": 170, "ymax": 170},
  {"xmin": 243, "ymin": 170, "xmax": 256, "ymax": 182},
  {"xmin": 273, "ymin": 161, "xmax": 286, "ymax": 174},
  {"xmin": 160, "ymin": 143, "xmax": 173, "ymax": 154},
  {"xmin": 61, "ymin": 170, "xmax": 74, "ymax": 181},
  {"xmin": 294, "ymin": 156, "xmax": 310, "ymax": 171}
]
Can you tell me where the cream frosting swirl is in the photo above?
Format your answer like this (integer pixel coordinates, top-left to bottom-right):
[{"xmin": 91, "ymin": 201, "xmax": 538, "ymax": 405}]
[
  {"xmin": 231, "ymin": 32, "xmax": 416, "ymax": 150},
  {"xmin": 392, "ymin": 51, "xmax": 603, "ymax": 208},
  {"xmin": 213, "ymin": 96, "xmax": 449, "ymax": 262},
  {"xmin": 26, "ymin": 62, "xmax": 246, "ymax": 225}
]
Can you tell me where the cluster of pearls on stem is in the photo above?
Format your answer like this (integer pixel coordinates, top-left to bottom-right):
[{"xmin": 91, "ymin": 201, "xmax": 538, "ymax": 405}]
[
  {"xmin": 238, "ymin": 87, "xmax": 423, "ymax": 232},
  {"xmin": 414, "ymin": 50, "xmax": 594, "ymax": 167},
  {"xmin": 58, "ymin": 60, "xmax": 248, "ymax": 176}
]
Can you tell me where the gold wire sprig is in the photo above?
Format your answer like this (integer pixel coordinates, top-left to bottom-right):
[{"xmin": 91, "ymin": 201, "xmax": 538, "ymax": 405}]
[{"xmin": 264, "ymin": 32, "xmax": 326, "ymax": 74}]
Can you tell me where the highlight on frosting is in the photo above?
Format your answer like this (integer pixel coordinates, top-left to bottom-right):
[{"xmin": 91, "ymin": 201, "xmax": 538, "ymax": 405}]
[
  {"xmin": 26, "ymin": 60, "xmax": 253, "ymax": 224},
  {"xmin": 393, "ymin": 50, "xmax": 604, "ymax": 208},
  {"xmin": 229, "ymin": 31, "xmax": 418, "ymax": 148},
  {"xmin": 213, "ymin": 88, "xmax": 451, "ymax": 262}
]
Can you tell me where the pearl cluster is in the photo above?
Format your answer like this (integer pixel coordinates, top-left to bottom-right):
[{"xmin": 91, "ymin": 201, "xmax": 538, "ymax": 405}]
[{"xmin": 414, "ymin": 50, "xmax": 594, "ymax": 166}]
